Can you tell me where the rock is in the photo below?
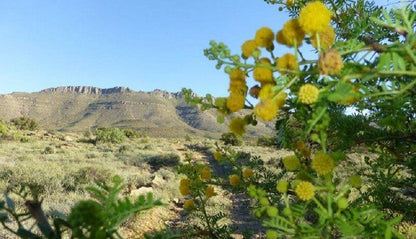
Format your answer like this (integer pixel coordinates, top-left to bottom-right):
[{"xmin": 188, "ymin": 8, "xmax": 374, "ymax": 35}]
[
  {"xmin": 130, "ymin": 187, "xmax": 153, "ymax": 197},
  {"xmin": 152, "ymin": 175, "xmax": 165, "ymax": 188},
  {"xmin": 40, "ymin": 86, "xmax": 132, "ymax": 95}
]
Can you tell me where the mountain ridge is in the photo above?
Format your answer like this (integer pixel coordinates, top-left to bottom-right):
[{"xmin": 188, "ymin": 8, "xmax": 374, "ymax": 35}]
[{"xmin": 0, "ymin": 86, "xmax": 273, "ymax": 138}]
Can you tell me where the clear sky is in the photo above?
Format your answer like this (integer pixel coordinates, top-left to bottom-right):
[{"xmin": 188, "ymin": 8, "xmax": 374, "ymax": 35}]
[
  {"xmin": 0, "ymin": 0, "xmax": 399, "ymax": 96},
  {"xmin": 0, "ymin": 0, "xmax": 292, "ymax": 96}
]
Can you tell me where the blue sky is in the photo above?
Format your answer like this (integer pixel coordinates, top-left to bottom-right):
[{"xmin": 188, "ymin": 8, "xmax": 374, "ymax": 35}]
[
  {"xmin": 0, "ymin": 0, "xmax": 398, "ymax": 96},
  {"xmin": 0, "ymin": 0, "xmax": 292, "ymax": 96}
]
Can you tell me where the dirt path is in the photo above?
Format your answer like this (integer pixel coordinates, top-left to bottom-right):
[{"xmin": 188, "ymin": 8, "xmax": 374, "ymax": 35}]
[{"xmin": 168, "ymin": 142, "xmax": 264, "ymax": 238}]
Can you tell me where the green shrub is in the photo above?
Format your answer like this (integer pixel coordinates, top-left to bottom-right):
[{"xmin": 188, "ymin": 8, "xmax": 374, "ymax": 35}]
[
  {"xmin": 123, "ymin": 128, "xmax": 143, "ymax": 138},
  {"xmin": 145, "ymin": 153, "xmax": 181, "ymax": 171},
  {"xmin": 256, "ymin": 135, "xmax": 277, "ymax": 147},
  {"xmin": 94, "ymin": 127, "xmax": 126, "ymax": 144},
  {"xmin": 10, "ymin": 116, "xmax": 39, "ymax": 131},
  {"xmin": 220, "ymin": 132, "xmax": 242, "ymax": 146}
]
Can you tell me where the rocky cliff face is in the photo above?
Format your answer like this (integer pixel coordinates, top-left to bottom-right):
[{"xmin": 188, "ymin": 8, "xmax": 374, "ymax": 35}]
[
  {"xmin": 0, "ymin": 86, "xmax": 273, "ymax": 137},
  {"xmin": 41, "ymin": 86, "xmax": 133, "ymax": 94}
]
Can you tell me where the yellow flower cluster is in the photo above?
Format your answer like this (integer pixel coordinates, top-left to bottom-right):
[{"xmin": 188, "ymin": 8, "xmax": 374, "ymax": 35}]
[
  {"xmin": 278, "ymin": 19, "xmax": 305, "ymax": 47},
  {"xmin": 241, "ymin": 39, "xmax": 258, "ymax": 58},
  {"xmin": 205, "ymin": 186, "xmax": 215, "ymax": 198},
  {"xmin": 184, "ymin": 199, "xmax": 195, "ymax": 210},
  {"xmin": 255, "ymin": 27, "xmax": 274, "ymax": 48},
  {"xmin": 298, "ymin": 84, "xmax": 319, "ymax": 104},
  {"xmin": 254, "ymin": 85, "xmax": 287, "ymax": 121},
  {"xmin": 282, "ymin": 155, "xmax": 301, "ymax": 171},
  {"xmin": 213, "ymin": 151, "xmax": 222, "ymax": 161},
  {"xmin": 295, "ymin": 181, "xmax": 315, "ymax": 201},
  {"xmin": 226, "ymin": 93, "xmax": 245, "ymax": 112},
  {"xmin": 311, "ymin": 25, "xmax": 335, "ymax": 50},
  {"xmin": 200, "ymin": 167, "xmax": 211, "ymax": 180},
  {"xmin": 229, "ymin": 174, "xmax": 240, "ymax": 186},
  {"xmin": 311, "ymin": 152, "xmax": 335, "ymax": 176},
  {"xmin": 253, "ymin": 58, "xmax": 274, "ymax": 84},
  {"xmin": 298, "ymin": 1, "xmax": 332, "ymax": 36},
  {"xmin": 227, "ymin": 68, "xmax": 247, "ymax": 112},
  {"xmin": 319, "ymin": 49, "xmax": 344, "ymax": 75},
  {"xmin": 276, "ymin": 53, "xmax": 298, "ymax": 75},
  {"xmin": 243, "ymin": 168, "xmax": 254, "ymax": 179},
  {"xmin": 179, "ymin": 178, "xmax": 190, "ymax": 196},
  {"xmin": 229, "ymin": 117, "xmax": 246, "ymax": 136}
]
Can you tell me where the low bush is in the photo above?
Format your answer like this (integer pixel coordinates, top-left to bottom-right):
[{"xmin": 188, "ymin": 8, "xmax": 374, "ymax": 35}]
[
  {"xmin": 94, "ymin": 127, "xmax": 126, "ymax": 144},
  {"xmin": 10, "ymin": 116, "xmax": 39, "ymax": 131},
  {"xmin": 145, "ymin": 153, "xmax": 181, "ymax": 171},
  {"xmin": 220, "ymin": 132, "xmax": 242, "ymax": 146}
]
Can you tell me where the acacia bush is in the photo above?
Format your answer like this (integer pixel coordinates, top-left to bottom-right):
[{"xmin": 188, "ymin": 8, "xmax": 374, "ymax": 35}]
[
  {"xmin": 220, "ymin": 132, "xmax": 243, "ymax": 146},
  {"xmin": 94, "ymin": 127, "xmax": 126, "ymax": 144},
  {"xmin": 178, "ymin": 0, "xmax": 416, "ymax": 238},
  {"xmin": 10, "ymin": 116, "xmax": 39, "ymax": 131}
]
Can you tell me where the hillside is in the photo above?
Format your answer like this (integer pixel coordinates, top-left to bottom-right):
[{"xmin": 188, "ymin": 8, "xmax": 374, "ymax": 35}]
[{"xmin": 0, "ymin": 86, "xmax": 274, "ymax": 138}]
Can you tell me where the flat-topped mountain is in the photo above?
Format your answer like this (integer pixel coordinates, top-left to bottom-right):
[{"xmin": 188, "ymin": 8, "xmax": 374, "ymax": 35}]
[{"xmin": 0, "ymin": 86, "xmax": 273, "ymax": 138}]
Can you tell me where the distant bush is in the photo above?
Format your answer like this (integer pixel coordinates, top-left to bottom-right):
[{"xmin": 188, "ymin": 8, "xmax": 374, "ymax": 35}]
[
  {"xmin": 94, "ymin": 127, "xmax": 126, "ymax": 144},
  {"xmin": 10, "ymin": 116, "xmax": 39, "ymax": 131},
  {"xmin": 220, "ymin": 132, "xmax": 242, "ymax": 146},
  {"xmin": 145, "ymin": 153, "xmax": 181, "ymax": 171},
  {"xmin": 256, "ymin": 135, "xmax": 277, "ymax": 147},
  {"xmin": 123, "ymin": 128, "xmax": 144, "ymax": 138},
  {"xmin": 42, "ymin": 146, "xmax": 55, "ymax": 154}
]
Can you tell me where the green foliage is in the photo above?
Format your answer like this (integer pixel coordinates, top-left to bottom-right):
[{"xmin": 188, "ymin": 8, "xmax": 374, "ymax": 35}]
[
  {"xmin": 69, "ymin": 176, "xmax": 162, "ymax": 238},
  {"xmin": 0, "ymin": 176, "xmax": 162, "ymax": 238},
  {"xmin": 180, "ymin": 0, "xmax": 416, "ymax": 237},
  {"xmin": 220, "ymin": 132, "xmax": 242, "ymax": 146},
  {"xmin": 145, "ymin": 153, "xmax": 181, "ymax": 171},
  {"xmin": 10, "ymin": 116, "xmax": 39, "ymax": 131},
  {"xmin": 123, "ymin": 128, "xmax": 143, "ymax": 138},
  {"xmin": 94, "ymin": 127, "xmax": 126, "ymax": 144},
  {"xmin": 256, "ymin": 135, "xmax": 278, "ymax": 147}
]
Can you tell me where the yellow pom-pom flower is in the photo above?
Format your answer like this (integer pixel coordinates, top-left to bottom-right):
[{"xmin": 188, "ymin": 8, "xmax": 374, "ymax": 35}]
[
  {"xmin": 299, "ymin": 1, "xmax": 332, "ymax": 35},
  {"xmin": 179, "ymin": 178, "xmax": 190, "ymax": 196},
  {"xmin": 229, "ymin": 174, "xmax": 240, "ymax": 186},
  {"xmin": 228, "ymin": 82, "xmax": 247, "ymax": 95},
  {"xmin": 298, "ymin": 84, "xmax": 319, "ymax": 104},
  {"xmin": 255, "ymin": 27, "xmax": 274, "ymax": 48},
  {"xmin": 319, "ymin": 49, "xmax": 344, "ymax": 75},
  {"xmin": 275, "ymin": 91, "xmax": 287, "ymax": 108},
  {"xmin": 205, "ymin": 186, "xmax": 215, "ymax": 198},
  {"xmin": 184, "ymin": 199, "xmax": 195, "ymax": 210},
  {"xmin": 311, "ymin": 25, "xmax": 335, "ymax": 50},
  {"xmin": 276, "ymin": 53, "xmax": 298, "ymax": 75},
  {"xmin": 229, "ymin": 68, "xmax": 246, "ymax": 83},
  {"xmin": 229, "ymin": 117, "xmax": 246, "ymax": 136},
  {"xmin": 243, "ymin": 168, "xmax": 254, "ymax": 179},
  {"xmin": 226, "ymin": 93, "xmax": 245, "ymax": 112},
  {"xmin": 258, "ymin": 84, "xmax": 275, "ymax": 101},
  {"xmin": 200, "ymin": 167, "xmax": 211, "ymax": 180},
  {"xmin": 254, "ymin": 99, "xmax": 279, "ymax": 121},
  {"xmin": 282, "ymin": 155, "xmax": 301, "ymax": 171},
  {"xmin": 213, "ymin": 151, "xmax": 222, "ymax": 161},
  {"xmin": 253, "ymin": 58, "xmax": 274, "ymax": 84},
  {"xmin": 275, "ymin": 30, "xmax": 286, "ymax": 45},
  {"xmin": 311, "ymin": 152, "xmax": 335, "ymax": 176},
  {"xmin": 241, "ymin": 39, "xmax": 258, "ymax": 58},
  {"xmin": 295, "ymin": 181, "xmax": 315, "ymax": 201},
  {"xmin": 281, "ymin": 19, "xmax": 305, "ymax": 47}
]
